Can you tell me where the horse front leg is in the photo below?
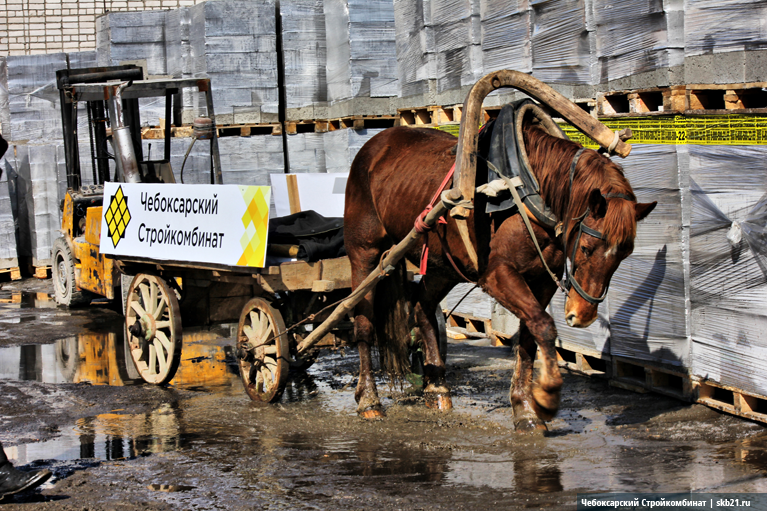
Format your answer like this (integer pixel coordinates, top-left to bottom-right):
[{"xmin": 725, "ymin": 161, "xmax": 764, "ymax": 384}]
[
  {"xmin": 353, "ymin": 291, "xmax": 384, "ymax": 419},
  {"xmin": 481, "ymin": 266, "xmax": 561, "ymax": 431},
  {"xmin": 413, "ymin": 276, "xmax": 454, "ymax": 411}
]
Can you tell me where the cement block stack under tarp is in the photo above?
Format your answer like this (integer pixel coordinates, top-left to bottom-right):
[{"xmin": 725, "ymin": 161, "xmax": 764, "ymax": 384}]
[
  {"xmin": 165, "ymin": 8, "xmax": 195, "ymax": 118},
  {"xmin": 189, "ymin": 0, "xmax": 279, "ymax": 125},
  {"xmin": 6, "ymin": 53, "xmax": 66, "ymax": 143},
  {"xmin": 286, "ymin": 132, "xmax": 326, "ymax": 173},
  {"xmin": 0, "ymin": 155, "xmax": 17, "ymax": 272},
  {"xmin": 393, "ymin": 0, "xmax": 436, "ymax": 101},
  {"xmin": 687, "ymin": 145, "xmax": 767, "ymax": 398},
  {"xmin": 432, "ymin": 0, "xmax": 483, "ymax": 96},
  {"xmin": 2, "ymin": 144, "xmax": 66, "ymax": 268},
  {"xmin": 281, "ymin": 0, "xmax": 328, "ymax": 120},
  {"xmin": 96, "ymin": 11, "xmax": 168, "ymax": 127},
  {"xmin": 324, "ymin": 0, "xmax": 399, "ymax": 113},
  {"xmin": 323, "ymin": 128, "xmax": 386, "ymax": 173},
  {"xmin": 479, "ymin": 0, "xmax": 531, "ymax": 76},
  {"xmin": 684, "ymin": 0, "xmax": 767, "ymax": 83},
  {"xmin": 140, "ymin": 135, "xmax": 285, "ymax": 186},
  {"xmin": 530, "ymin": 0, "xmax": 592, "ymax": 85},
  {"xmin": 592, "ymin": 0, "xmax": 684, "ymax": 85}
]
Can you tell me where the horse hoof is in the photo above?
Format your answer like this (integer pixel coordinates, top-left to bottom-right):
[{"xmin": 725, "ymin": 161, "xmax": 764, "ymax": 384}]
[
  {"xmin": 514, "ymin": 417, "xmax": 548, "ymax": 434},
  {"xmin": 359, "ymin": 407, "xmax": 385, "ymax": 420},
  {"xmin": 425, "ymin": 392, "xmax": 453, "ymax": 411}
]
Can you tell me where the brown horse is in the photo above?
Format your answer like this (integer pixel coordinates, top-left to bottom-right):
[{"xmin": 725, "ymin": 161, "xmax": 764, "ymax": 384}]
[{"xmin": 343, "ymin": 120, "xmax": 656, "ymax": 431}]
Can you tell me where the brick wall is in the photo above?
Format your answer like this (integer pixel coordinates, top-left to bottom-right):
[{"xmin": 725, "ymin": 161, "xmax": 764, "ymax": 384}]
[{"xmin": 0, "ymin": 0, "xmax": 202, "ymax": 56}]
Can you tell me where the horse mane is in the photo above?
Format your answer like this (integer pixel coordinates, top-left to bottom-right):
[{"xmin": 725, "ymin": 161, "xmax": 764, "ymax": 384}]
[{"xmin": 522, "ymin": 124, "xmax": 638, "ymax": 250}]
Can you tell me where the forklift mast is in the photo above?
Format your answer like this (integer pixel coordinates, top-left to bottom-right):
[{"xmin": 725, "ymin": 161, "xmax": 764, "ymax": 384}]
[{"xmin": 56, "ymin": 65, "xmax": 145, "ymax": 190}]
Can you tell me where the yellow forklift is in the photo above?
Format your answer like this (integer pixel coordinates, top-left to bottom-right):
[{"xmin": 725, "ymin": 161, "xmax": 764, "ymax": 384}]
[{"xmin": 51, "ymin": 65, "xmax": 222, "ymax": 307}]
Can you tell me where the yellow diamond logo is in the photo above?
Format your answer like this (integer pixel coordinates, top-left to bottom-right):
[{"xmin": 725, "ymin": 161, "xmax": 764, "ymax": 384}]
[{"xmin": 106, "ymin": 185, "xmax": 131, "ymax": 248}]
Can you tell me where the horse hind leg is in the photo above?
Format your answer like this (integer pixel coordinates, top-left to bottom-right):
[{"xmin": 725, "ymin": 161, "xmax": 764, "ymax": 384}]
[{"xmin": 413, "ymin": 277, "xmax": 454, "ymax": 411}]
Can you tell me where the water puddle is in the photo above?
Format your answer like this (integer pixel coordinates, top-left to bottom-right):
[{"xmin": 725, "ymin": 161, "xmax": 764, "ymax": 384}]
[{"xmin": 0, "ymin": 325, "xmax": 240, "ymax": 389}]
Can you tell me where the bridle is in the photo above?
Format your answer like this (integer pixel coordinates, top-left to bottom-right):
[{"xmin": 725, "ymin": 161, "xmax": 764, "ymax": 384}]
[{"xmin": 561, "ymin": 148, "xmax": 632, "ymax": 305}]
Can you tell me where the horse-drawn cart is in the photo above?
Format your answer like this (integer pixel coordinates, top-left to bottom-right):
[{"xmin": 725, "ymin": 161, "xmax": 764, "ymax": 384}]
[{"xmin": 58, "ymin": 67, "xmax": 650, "ymax": 424}]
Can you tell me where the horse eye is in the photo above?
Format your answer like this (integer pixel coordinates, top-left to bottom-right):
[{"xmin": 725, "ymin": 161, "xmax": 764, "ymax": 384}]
[{"xmin": 580, "ymin": 245, "xmax": 592, "ymax": 256}]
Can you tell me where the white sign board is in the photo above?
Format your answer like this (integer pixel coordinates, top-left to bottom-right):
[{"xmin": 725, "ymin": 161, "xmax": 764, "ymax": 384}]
[
  {"xmin": 99, "ymin": 182, "xmax": 271, "ymax": 268},
  {"xmin": 270, "ymin": 173, "xmax": 348, "ymax": 217}
]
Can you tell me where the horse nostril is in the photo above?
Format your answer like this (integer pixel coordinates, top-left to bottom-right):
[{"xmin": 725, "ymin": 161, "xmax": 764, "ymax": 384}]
[{"xmin": 566, "ymin": 313, "xmax": 577, "ymax": 327}]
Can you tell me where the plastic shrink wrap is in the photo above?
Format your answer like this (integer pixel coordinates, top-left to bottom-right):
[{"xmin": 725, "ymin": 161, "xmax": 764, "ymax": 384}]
[
  {"xmin": 97, "ymin": 11, "xmax": 169, "ymax": 127},
  {"xmin": 323, "ymin": 128, "xmax": 386, "ymax": 173},
  {"xmin": 530, "ymin": 0, "xmax": 592, "ymax": 84},
  {"xmin": 394, "ymin": 0, "xmax": 436, "ymax": 98},
  {"xmin": 688, "ymin": 145, "xmax": 767, "ymax": 397},
  {"xmin": 0, "ymin": 153, "xmax": 18, "ymax": 266},
  {"xmin": 0, "ymin": 57, "xmax": 8, "ymax": 135},
  {"xmin": 593, "ymin": 0, "xmax": 683, "ymax": 83},
  {"xmin": 286, "ymin": 132, "xmax": 327, "ymax": 173},
  {"xmin": 685, "ymin": 0, "xmax": 767, "ymax": 56},
  {"xmin": 189, "ymin": 0, "xmax": 279, "ymax": 124},
  {"xmin": 140, "ymin": 135, "xmax": 284, "ymax": 186},
  {"xmin": 432, "ymin": 0, "xmax": 483, "ymax": 93},
  {"xmin": 281, "ymin": 0, "xmax": 328, "ymax": 110},
  {"xmin": 3, "ymin": 144, "xmax": 66, "ymax": 266},
  {"xmin": 479, "ymin": 0, "xmax": 531, "ymax": 75},
  {"xmin": 324, "ymin": 0, "xmax": 399, "ymax": 103},
  {"xmin": 608, "ymin": 144, "xmax": 688, "ymax": 367},
  {"xmin": 6, "ymin": 53, "xmax": 67, "ymax": 143}
]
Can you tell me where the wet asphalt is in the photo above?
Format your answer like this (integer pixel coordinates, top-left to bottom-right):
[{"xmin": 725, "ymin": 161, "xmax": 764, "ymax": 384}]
[{"xmin": 1, "ymin": 278, "xmax": 767, "ymax": 510}]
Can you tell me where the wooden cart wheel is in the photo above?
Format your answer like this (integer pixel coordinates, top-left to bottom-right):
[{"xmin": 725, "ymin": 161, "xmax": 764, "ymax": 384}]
[
  {"xmin": 125, "ymin": 274, "xmax": 182, "ymax": 385},
  {"xmin": 236, "ymin": 298, "xmax": 289, "ymax": 404}
]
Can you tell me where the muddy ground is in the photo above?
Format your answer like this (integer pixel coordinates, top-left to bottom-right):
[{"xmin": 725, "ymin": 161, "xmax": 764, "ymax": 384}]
[{"xmin": 1, "ymin": 278, "xmax": 766, "ymax": 510}]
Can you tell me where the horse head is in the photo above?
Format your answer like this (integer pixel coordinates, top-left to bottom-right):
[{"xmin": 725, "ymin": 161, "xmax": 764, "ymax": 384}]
[{"xmin": 559, "ymin": 151, "xmax": 657, "ymax": 328}]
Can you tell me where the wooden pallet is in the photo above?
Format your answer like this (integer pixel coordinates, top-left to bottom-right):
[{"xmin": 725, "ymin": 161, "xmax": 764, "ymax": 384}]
[
  {"xmin": 141, "ymin": 123, "xmax": 282, "ymax": 139},
  {"xmin": 0, "ymin": 267, "xmax": 21, "ymax": 282},
  {"xmin": 597, "ymin": 82, "xmax": 767, "ymax": 116},
  {"xmin": 30, "ymin": 265, "xmax": 50, "ymax": 279},
  {"xmin": 552, "ymin": 342, "xmax": 767, "ymax": 425},
  {"xmin": 443, "ymin": 310, "xmax": 495, "ymax": 341},
  {"xmin": 286, "ymin": 115, "xmax": 398, "ymax": 135}
]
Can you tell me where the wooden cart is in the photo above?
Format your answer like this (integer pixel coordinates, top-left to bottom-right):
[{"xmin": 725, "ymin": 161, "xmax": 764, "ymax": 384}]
[{"xmin": 112, "ymin": 69, "xmax": 628, "ymax": 404}]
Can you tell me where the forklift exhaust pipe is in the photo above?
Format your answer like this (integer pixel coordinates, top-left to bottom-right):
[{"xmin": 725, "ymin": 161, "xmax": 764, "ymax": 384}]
[
  {"xmin": 111, "ymin": 81, "xmax": 142, "ymax": 184},
  {"xmin": 112, "ymin": 127, "xmax": 141, "ymax": 184}
]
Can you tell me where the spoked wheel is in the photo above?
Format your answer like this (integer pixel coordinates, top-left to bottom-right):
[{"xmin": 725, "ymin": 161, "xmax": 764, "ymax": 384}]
[
  {"xmin": 125, "ymin": 274, "xmax": 182, "ymax": 384},
  {"xmin": 236, "ymin": 298, "xmax": 289, "ymax": 405}
]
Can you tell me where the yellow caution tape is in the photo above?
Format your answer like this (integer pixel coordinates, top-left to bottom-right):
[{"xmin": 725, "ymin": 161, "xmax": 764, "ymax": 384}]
[{"xmin": 434, "ymin": 115, "xmax": 767, "ymax": 146}]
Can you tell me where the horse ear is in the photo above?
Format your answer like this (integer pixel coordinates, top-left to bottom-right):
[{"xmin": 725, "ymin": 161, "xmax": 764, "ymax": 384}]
[
  {"xmin": 588, "ymin": 189, "xmax": 607, "ymax": 219},
  {"xmin": 635, "ymin": 201, "xmax": 657, "ymax": 221}
]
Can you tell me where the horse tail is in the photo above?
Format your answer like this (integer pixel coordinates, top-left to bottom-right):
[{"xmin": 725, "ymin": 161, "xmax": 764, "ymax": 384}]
[{"xmin": 374, "ymin": 258, "xmax": 413, "ymax": 381}]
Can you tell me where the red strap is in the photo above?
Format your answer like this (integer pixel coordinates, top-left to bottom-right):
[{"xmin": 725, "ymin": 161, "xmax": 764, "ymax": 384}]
[{"xmin": 416, "ymin": 163, "xmax": 456, "ymax": 275}]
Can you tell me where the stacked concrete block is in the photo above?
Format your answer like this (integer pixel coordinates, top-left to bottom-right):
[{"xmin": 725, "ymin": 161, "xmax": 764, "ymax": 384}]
[
  {"xmin": 393, "ymin": 0, "xmax": 436, "ymax": 100},
  {"xmin": 324, "ymin": 0, "xmax": 399, "ymax": 111},
  {"xmin": 323, "ymin": 128, "xmax": 386, "ymax": 174},
  {"xmin": 97, "ymin": 11, "xmax": 170, "ymax": 128},
  {"xmin": 286, "ymin": 132, "xmax": 326, "ymax": 173},
  {"xmin": 684, "ymin": 0, "xmax": 767, "ymax": 84},
  {"xmin": 688, "ymin": 145, "xmax": 767, "ymax": 396},
  {"xmin": 281, "ymin": 0, "xmax": 328, "ymax": 119},
  {"xmin": 0, "ymin": 57, "xmax": 9, "ymax": 136},
  {"xmin": 189, "ymin": 0, "xmax": 279, "ymax": 125},
  {"xmin": 0, "ymin": 155, "xmax": 18, "ymax": 270},
  {"xmin": 6, "ymin": 53, "xmax": 67, "ymax": 143},
  {"xmin": 593, "ymin": 0, "xmax": 684, "ymax": 86},
  {"xmin": 3, "ymin": 144, "xmax": 66, "ymax": 266},
  {"xmin": 607, "ymin": 145, "xmax": 689, "ymax": 367},
  {"xmin": 165, "ymin": 8, "xmax": 193, "ymax": 79},
  {"xmin": 432, "ymin": 0, "xmax": 483, "ymax": 94},
  {"xmin": 530, "ymin": 0, "xmax": 592, "ymax": 85},
  {"xmin": 479, "ymin": 0, "xmax": 532, "ymax": 76},
  {"xmin": 96, "ymin": 11, "xmax": 167, "ymax": 76},
  {"xmin": 140, "ymin": 135, "xmax": 285, "ymax": 186}
]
